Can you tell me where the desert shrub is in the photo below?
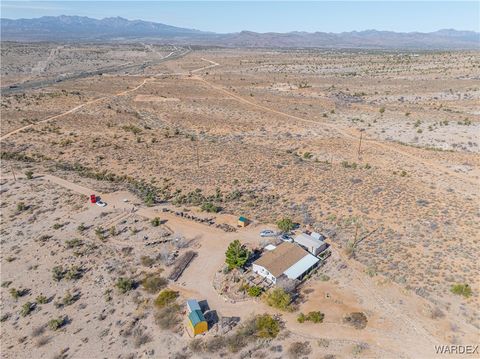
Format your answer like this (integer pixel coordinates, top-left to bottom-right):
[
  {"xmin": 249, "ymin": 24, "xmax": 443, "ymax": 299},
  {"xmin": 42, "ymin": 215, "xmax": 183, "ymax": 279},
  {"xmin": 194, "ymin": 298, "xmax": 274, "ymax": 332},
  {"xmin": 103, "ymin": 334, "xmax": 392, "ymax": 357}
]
[
  {"xmin": 141, "ymin": 274, "xmax": 167, "ymax": 294},
  {"xmin": 276, "ymin": 217, "xmax": 294, "ymax": 232},
  {"xmin": 25, "ymin": 170, "xmax": 34, "ymax": 179},
  {"xmin": 154, "ymin": 304, "xmax": 181, "ymax": 330},
  {"xmin": 288, "ymin": 342, "xmax": 312, "ymax": 358},
  {"xmin": 140, "ymin": 255, "xmax": 155, "ymax": 267},
  {"xmin": 265, "ymin": 288, "xmax": 292, "ymax": 311},
  {"xmin": 115, "ymin": 277, "xmax": 135, "ymax": 294},
  {"xmin": 201, "ymin": 202, "xmax": 220, "ymax": 213},
  {"xmin": 365, "ymin": 266, "xmax": 377, "ymax": 277},
  {"xmin": 379, "ymin": 107, "xmax": 385, "ymax": 114},
  {"xmin": 10, "ymin": 288, "xmax": 27, "ymax": 300},
  {"xmin": 317, "ymin": 338, "xmax": 330, "ymax": 348},
  {"xmin": 48, "ymin": 317, "xmax": 66, "ymax": 331},
  {"xmin": 36, "ymin": 295, "xmax": 48, "ymax": 304},
  {"xmin": 428, "ymin": 306, "xmax": 445, "ymax": 320},
  {"xmin": 31, "ymin": 325, "xmax": 45, "ymax": 337},
  {"xmin": 297, "ymin": 311, "xmax": 324, "ymax": 324},
  {"xmin": 227, "ymin": 333, "xmax": 248, "ymax": 353},
  {"xmin": 303, "ymin": 152, "xmax": 313, "ymax": 159},
  {"xmin": 77, "ymin": 223, "xmax": 86, "ymax": 232},
  {"xmin": 307, "ymin": 311, "xmax": 324, "ymax": 323},
  {"xmin": 20, "ymin": 302, "xmax": 35, "ymax": 317},
  {"xmin": 341, "ymin": 161, "xmax": 357, "ymax": 169},
  {"xmin": 65, "ymin": 238, "xmax": 83, "ymax": 249},
  {"xmin": 65, "ymin": 266, "xmax": 82, "ymax": 280},
  {"xmin": 62, "ymin": 291, "xmax": 76, "ymax": 306},
  {"xmin": 205, "ymin": 336, "xmax": 227, "ymax": 353},
  {"xmin": 17, "ymin": 202, "xmax": 28, "ymax": 212},
  {"xmin": 451, "ymin": 283, "xmax": 472, "ymax": 298},
  {"xmin": 151, "ymin": 217, "xmax": 161, "ymax": 227},
  {"xmin": 225, "ymin": 240, "xmax": 250, "ymax": 270},
  {"xmin": 255, "ymin": 314, "xmax": 280, "ymax": 339},
  {"xmin": 352, "ymin": 343, "xmax": 369, "ymax": 355},
  {"xmin": 132, "ymin": 328, "xmax": 151, "ymax": 348},
  {"xmin": 35, "ymin": 336, "xmax": 50, "ymax": 347},
  {"xmin": 154, "ymin": 289, "xmax": 178, "ymax": 308},
  {"xmin": 122, "ymin": 124, "xmax": 142, "ymax": 135},
  {"xmin": 52, "ymin": 266, "xmax": 65, "ymax": 281},
  {"xmin": 189, "ymin": 338, "xmax": 204, "ymax": 352},
  {"xmin": 247, "ymin": 286, "xmax": 263, "ymax": 297},
  {"xmin": 343, "ymin": 312, "xmax": 368, "ymax": 329}
]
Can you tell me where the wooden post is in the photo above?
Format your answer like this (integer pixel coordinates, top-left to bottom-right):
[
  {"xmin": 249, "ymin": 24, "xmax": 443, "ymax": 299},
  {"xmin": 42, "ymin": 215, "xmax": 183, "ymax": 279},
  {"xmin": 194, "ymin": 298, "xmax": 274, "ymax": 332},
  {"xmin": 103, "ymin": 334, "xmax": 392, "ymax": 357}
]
[
  {"xmin": 357, "ymin": 130, "xmax": 363, "ymax": 160},
  {"xmin": 353, "ymin": 222, "xmax": 360, "ymax": 247},
  {"xmin": 10, "ymin": 165, "xmax": 16, "ymax": 181},
  {"xmin": 196, "ymin": 142, "xmax": 200, "ymax": 170}
]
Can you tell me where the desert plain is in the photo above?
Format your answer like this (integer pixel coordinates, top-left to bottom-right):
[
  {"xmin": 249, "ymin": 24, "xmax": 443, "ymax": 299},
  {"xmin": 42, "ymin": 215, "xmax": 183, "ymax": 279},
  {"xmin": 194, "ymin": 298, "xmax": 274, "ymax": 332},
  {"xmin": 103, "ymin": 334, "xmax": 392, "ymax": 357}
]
[{"xmin": 0, "ymin": 43, "xmax": 479, "ymax": 358}]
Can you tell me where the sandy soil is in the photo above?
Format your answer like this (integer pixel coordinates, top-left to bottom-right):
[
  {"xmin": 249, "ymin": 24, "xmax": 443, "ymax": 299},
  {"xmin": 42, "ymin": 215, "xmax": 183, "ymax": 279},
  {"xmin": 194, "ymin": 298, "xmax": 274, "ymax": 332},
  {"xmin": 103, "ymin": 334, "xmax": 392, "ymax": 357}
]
[{"xmin": 1, "ymin": 44, "xmax": 479, "ymax": 358}]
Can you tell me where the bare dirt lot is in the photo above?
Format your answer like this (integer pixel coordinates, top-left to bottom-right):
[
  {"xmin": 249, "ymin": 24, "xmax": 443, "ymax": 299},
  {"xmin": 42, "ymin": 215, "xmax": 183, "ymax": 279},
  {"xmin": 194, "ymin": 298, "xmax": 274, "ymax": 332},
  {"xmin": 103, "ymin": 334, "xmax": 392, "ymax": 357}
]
[{"xmin": 1, "ymin": 43, "xmax": 479, "ymax": 358}]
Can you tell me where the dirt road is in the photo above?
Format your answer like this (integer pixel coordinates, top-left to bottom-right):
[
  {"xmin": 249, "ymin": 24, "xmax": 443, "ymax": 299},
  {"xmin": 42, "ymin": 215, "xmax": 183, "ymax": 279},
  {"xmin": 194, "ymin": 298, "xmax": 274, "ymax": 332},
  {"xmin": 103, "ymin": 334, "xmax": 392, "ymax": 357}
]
[{"xmin": 192, "ymin": 72, "xmax": 477, "ymax": 188}]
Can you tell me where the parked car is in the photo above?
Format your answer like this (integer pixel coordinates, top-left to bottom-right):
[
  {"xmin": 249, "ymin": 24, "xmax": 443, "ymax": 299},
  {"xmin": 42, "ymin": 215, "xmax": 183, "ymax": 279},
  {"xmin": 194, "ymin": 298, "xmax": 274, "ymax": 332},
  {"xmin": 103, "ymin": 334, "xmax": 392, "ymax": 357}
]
[
  {"xmin": 96, "ymin": 200, "xmax": 107, "ymax": 207},
  {"xmin": 279, "ymin": 233, "xmax": 293, "ymax": 242},
  {"xmin": 260, "ymin": 229, "xmax": 276, "ymax": 237}
]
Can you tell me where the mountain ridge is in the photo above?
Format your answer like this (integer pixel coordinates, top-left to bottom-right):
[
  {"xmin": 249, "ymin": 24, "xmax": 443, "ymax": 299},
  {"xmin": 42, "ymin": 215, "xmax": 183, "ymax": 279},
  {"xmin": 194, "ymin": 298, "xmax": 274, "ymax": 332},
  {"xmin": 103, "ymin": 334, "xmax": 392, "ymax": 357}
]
[{"xmin": 1, "ymin": 16, "xmax": 479, "ymax": 49}]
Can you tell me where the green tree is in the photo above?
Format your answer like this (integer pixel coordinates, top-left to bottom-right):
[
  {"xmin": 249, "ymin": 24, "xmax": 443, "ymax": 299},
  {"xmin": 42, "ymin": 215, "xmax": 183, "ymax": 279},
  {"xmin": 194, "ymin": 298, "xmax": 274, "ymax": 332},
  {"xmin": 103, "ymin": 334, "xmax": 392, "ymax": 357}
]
[
  {"xmin": 276, "ymin": 218, "xmax": 294, "ymax": 233},
  {"xmin": 225, "ymin": 240, "xmax": 250, "ymax": 270}
]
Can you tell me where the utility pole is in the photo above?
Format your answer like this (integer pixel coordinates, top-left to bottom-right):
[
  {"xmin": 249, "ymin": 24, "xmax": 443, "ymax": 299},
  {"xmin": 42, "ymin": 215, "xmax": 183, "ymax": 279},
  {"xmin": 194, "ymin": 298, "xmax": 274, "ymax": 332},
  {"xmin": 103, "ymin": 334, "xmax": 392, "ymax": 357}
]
[
  {"xmin": 357, "ymin": 129, "xmax": 364, "ymax": 160},
  {"xmin": 195, "ymin": 140, "xmax": 200, "ymax": 170},
  {"xmin": 353, "ymin": 221, "xmax": 360, "ymax": 246},
  {"xmin": 10, "ymin": 165, "xmax": 16, "ymax": 181}
]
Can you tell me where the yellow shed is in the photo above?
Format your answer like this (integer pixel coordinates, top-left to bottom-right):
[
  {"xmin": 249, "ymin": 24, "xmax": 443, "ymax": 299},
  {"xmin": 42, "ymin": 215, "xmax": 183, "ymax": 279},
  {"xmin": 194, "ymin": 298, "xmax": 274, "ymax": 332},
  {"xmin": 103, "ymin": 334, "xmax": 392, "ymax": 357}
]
[{"xmin": 188, "ymin": 309, "xmax": 208, "ymax": 336}]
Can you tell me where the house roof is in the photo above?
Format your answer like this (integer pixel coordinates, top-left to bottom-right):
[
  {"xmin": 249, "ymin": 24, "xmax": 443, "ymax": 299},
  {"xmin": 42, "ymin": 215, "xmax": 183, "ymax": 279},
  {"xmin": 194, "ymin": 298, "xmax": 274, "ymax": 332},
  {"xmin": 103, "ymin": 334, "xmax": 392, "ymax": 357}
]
[
  {"xmin": 189, "ymin": 309, "xmax": 206, "ymax": 326},
  {"xmin": 253, "ymin": 242, "xmax": 308, "ymax": 278},
  {"xmin": 294, "ymin": 233, "xmax": 324, "ymax": 250},
  {"xmin": 238, "ymin": 216, "xmax": 247, "ymax": 222},
  {"xmin": 283, "ymin": 253, "xmax": 319, "ymax": 279}
]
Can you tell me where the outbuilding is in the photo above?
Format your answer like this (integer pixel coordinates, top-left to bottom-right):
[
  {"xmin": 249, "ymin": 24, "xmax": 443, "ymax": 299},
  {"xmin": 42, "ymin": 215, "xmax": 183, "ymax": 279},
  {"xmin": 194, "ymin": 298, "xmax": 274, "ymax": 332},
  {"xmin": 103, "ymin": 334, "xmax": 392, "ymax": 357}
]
[
  {"xmin": 294, "ymin": 233, "xmax": 327, "ymax": 256},
  {"xmin": 186, "ymin": 299, "xmax": 201, "ymax": 314},
  {"xmin": 188, "ymin": 309, "xmax": 208, "ymax": 336},
  {"xmin": 238, "ymin": 216, "xmax": 249, "ymax": 227}
]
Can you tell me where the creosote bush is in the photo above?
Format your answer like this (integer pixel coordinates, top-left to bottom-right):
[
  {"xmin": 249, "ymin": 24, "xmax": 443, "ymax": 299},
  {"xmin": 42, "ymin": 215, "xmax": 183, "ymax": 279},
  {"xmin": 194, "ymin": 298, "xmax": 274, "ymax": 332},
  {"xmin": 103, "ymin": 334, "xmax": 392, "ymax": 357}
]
[
  {"xmin": 142, "ymin": 274, "xmax": 168, "ymax": 294},
  {"xmin": 265, "ymin": 288, "xmax": 293, "ymax": 311},
  {"xmin": 154, "ymin": 289, "xmax": 178, "ymax": 308},
  {"xmin": 276, "ymin": 218, "xmax": 294, "ymax": 233},
  {"xmin": 115, "ymin": 277, "xmax": 135, "ymax": 294},
  {"xmin": 451, "ymin": 283, "xmax": 472, "ymax": 298},
  {"xmin": 297, "ymin": 311, "xmax": 324, "ymax": 323}
]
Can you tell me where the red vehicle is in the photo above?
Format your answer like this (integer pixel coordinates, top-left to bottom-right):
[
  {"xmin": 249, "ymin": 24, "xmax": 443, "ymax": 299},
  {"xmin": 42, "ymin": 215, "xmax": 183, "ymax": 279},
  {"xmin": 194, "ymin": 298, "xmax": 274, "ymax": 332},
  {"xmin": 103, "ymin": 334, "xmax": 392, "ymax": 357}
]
[{"xmin": 90, "ymin": 194, "xmax": 97, "ymax": 204}]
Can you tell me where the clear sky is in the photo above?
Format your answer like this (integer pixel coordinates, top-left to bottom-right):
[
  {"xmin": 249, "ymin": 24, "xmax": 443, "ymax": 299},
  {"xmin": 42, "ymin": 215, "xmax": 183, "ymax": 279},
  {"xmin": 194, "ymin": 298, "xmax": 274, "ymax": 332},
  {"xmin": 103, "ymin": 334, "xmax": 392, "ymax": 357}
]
[{"xmin": 1, "ymin": 1, "xmax": 479, "ymax": 33}]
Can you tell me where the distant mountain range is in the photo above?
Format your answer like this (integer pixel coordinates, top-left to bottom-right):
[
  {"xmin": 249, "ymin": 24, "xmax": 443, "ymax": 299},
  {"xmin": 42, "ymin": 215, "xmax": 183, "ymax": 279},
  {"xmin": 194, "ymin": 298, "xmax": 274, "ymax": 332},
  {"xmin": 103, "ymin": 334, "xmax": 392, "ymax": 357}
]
[{"xmin": 1, "ymin": 16, "xmax": 479, "ymax": 49}]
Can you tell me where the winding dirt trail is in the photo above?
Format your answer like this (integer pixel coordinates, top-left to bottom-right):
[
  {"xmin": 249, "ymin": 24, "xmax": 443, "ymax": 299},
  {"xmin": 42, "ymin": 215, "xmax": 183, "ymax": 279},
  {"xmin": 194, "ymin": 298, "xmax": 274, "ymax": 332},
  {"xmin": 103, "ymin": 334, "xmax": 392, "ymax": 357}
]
[
  {"xmin": 0, "ymin": 78, "xmax": 150, "ymax": 141},
  {"xmin": 192, "ymin": 73, "xmax": 477, "ymax": 188}
]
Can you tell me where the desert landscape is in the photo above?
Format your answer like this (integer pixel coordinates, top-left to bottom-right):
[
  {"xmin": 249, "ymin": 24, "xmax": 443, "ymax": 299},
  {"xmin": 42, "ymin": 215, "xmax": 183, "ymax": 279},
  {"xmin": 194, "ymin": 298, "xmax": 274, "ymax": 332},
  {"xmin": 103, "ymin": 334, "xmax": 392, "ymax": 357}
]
[{"xmin": 1, "ymin": 38, "xmax": 479, "ymax": 359}]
